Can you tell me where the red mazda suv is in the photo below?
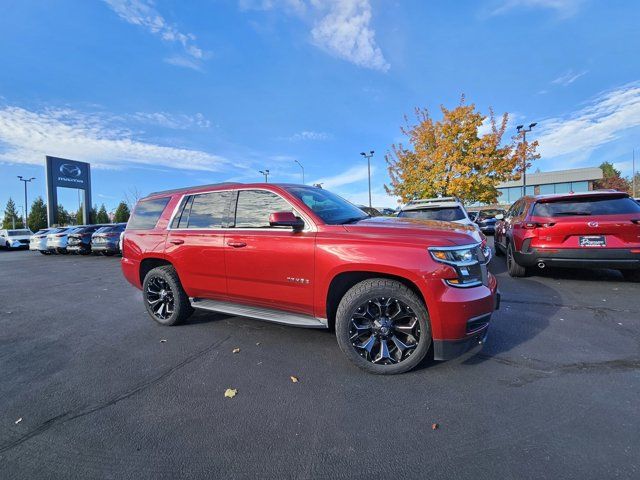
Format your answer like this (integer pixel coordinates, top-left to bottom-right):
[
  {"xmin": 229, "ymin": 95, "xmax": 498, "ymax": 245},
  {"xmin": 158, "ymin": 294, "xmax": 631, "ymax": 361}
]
[
  {"xmin": 495, "ymin": 190, "xmax": 640, "ymax": 280},
  {"xmin": 121, "ymin": 183, "xmax": 499, "ymax": 374}
]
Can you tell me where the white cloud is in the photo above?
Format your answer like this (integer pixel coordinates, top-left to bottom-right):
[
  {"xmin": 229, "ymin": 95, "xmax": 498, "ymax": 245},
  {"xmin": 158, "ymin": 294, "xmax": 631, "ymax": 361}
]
[
  {"xmin": 535, "ymin": 83, "xmax": 640, "ymax": 159},
  {"xmin": 131, "ymin": 111, "xmax": 211, "ymax": 129},
  {"xmin": 283, "ymin": 130, "xmax": 331, "ymax": 141},
  {"xmin": 0, "ymin": 106, "xmax": 233, "ymax": 172},
  {"xmin": 310, "ymin": 0, "xmax": 389, "ymax": 72},
  {"xmin": 490, "ymin": 0, "xmax": 583, "ymax": 18},
  {"xmin": 311, "ymin": 164, "xmax": 372, "ymax": 189},
  {"xmin": 341, "ymin": 190, "xmax": 399, "ymax": 209},
  {"xmin": 240, "ymin": 0, "xmax": 389, "ymax": 71},
  {"xmin": 104, "ymin": 0, "xmax": 207, "ymax": 68},
  {"xmin": 551, "ymin": 69, "xmax": 588, "ymax": 86}
]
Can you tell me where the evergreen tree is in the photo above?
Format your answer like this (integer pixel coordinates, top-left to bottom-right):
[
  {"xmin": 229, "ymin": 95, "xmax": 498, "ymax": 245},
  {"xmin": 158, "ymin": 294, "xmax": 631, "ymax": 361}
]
[
  {"xmin": 90, "ymin": 205, "xmax": 98, "ymax": 224},
  {"xmin": 96, "ymin": 204, "xmax": 109, "ymax": 224},
  {"xmin": 28, "ymin": 196, "xmax": 48, "ymax": 231},
  {"xmin": 113, "ymin": 201, "xmax": 131, "ymax": 223},
  {"xmin": 57, "ymin": 204, "xmax": 71, "ymax": 226},
  {"xmin": 76, "ymin": 206, "xmax": 84, "ymax": 225},
  {"xmin": 2, "ymin": 198, "xmax": 24, "ymax": 229}
]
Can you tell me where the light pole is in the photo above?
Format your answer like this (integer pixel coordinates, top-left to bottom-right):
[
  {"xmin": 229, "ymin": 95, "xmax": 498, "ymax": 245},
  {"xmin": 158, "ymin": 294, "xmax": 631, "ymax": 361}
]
[
  {"xmin": 294, "ymin": 160, "xmax": 305, "ymax": 184},
  {"xmin": 259, "ymin": 169, "xmax": 270, "ymax": 183},
  {"xmin": 633, "ymin": 149, "xmax": 636, "ymax": 197},
  {"xmin": 360, "ymin": 150, "xmax": 375, "ymax": 208},
  {"xmin": 17, "ymin": 176, "xmax": 35, "ymax": 229},
  {"xmin": 516, "ymin": 123, "xmax": 537, "ymax": 196}
]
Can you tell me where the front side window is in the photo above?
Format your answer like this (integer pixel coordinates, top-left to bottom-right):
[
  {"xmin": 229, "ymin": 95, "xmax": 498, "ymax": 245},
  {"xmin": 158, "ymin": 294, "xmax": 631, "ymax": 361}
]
[
  {"xmin": 398, "ymin": 207, "xmax": 465, "ymax": 222},
  {"xmin": 128, "ymin": 197, "xmax": 170, "ymax": 230},
  {"xmin": 234, "ymin": 190, "xmax": 294, "ymax": 228}
]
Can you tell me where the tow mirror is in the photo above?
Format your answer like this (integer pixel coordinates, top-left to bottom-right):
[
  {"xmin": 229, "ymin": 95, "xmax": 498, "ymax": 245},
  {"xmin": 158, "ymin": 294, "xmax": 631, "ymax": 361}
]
[
  {"xmin": 269, "ymin": 211, "xmax": 304, "ymax": 231},
  {"xmin": 495, "ymin": 214, "xmax": 504, "ymax": 220}
]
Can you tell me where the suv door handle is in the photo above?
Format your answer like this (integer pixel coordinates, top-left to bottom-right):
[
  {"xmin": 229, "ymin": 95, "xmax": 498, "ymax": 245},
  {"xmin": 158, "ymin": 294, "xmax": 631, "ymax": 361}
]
[
  {"xmin": 227, "ymin": 241, "xmax": 247, "ymax": 248},
  {"xmin": 169, "ymin": 239, "xmax": 184, "ymax": 245}
]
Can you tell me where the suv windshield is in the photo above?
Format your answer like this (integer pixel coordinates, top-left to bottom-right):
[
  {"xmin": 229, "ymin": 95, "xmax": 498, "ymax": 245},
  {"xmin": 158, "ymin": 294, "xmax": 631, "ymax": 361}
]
[
  {"xmin": 398, "ymin": 207, "xmax": 466, "ymax": 221},
  {"xmin": 8, "ymin": 230, "xmax": 31, "ymax": 236},
  {"xmin": 478, "ymin": 209, "xmax": 505, "ymax": 219},
  {"xmin": 285, "ymin": 187, "xmax": 368, "ymax": 225},
  {"xmin": 532, "ymin": 196, "xmax": 640, "ymax": 217}
]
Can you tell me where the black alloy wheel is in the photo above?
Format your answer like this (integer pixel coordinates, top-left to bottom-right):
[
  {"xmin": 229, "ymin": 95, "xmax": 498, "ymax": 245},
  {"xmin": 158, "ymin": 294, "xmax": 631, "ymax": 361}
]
[
  {"xmin": 146, "ymin": 276, "xmax": 176, "ymax": 322},
  {"xmin": 335, "ymin": 278, "xmax": 431, "ymax": 374},
  {"xmin": 142, "ymin": 265, "xmax": 194, "ymax": 326}
]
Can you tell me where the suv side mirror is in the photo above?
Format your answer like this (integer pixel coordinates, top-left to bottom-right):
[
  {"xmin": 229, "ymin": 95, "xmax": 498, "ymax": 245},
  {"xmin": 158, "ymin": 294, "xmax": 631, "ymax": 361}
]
[
  {"xmin": 494, "ymin": 214, "xmax": 504, "ymax": 220},
  {"xmin": 269, "ymin": 211, "xmax": 304, "ymax": 231}
]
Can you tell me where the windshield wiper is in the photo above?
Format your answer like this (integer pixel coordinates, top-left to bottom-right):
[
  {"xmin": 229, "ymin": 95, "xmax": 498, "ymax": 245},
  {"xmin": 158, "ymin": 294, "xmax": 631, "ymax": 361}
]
[
  {"xmin": 553, "ymin": 211, "xmax": 592, "ymax": 216},
  {"xmin": 341, "ymin": 216, "xmax": 369, "ymax": 224}
]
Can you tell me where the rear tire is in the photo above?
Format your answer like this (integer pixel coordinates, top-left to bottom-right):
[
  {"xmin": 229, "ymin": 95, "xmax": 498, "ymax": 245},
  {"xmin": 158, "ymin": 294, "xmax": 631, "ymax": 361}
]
[
  {"xmin": 335, "ymin": 278, "xmax": 431, "ymax": 375},
  {"xmin": 494, "ymin": 242, "xmax": 504, "ymax": 256},
  {"xmin": 507, "ymin": 242, "xmax": 527, "ymax": 277},
  {"xmin": 621, "ymin": 269, "xmax": 640, "ymax": 282},
  {"xmin": 142, "ymin": 265, "xmax": 194, "ymax": 326}
]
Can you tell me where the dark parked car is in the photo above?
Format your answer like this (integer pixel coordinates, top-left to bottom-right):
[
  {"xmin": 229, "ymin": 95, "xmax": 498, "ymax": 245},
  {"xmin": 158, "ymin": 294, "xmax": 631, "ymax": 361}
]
[
  {"xmin": 67, "ymin": 225, "xmax": 107, "ymax": 254},
  {"xmin": 474, "ymin": 209, "xmax": 506, "ymax": 235},
  {"xmin": 91, "ymin": 224, "xmax": 127, "ymax": 255}
]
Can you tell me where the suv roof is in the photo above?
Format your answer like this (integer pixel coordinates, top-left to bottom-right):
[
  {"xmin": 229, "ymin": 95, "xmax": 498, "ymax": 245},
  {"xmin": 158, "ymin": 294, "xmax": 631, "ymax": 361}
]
[
  {"xmin": 523, "ymin": 190, "xmax": 629, "ymax": 204},
  {"xmin": 145, "ymin": 182, "xmax": 243, "ymax": 199},
  {"xmin": 402, "ymin": 197, "xmax": 463, "ymax": 211}
]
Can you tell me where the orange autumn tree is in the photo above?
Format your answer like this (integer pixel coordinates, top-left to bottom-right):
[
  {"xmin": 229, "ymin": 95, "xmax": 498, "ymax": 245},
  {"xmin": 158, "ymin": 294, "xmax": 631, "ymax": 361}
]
[{"xmin": 385, "ymin": 96, "xmax": 539, "ymax": 205}]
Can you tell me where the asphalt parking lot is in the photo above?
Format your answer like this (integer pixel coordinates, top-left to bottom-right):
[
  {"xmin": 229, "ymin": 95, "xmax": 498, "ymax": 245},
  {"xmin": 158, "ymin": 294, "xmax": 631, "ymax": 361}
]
[{"xmin": 1, "ymin": 243, "xmax": 639, "ymax": 479}]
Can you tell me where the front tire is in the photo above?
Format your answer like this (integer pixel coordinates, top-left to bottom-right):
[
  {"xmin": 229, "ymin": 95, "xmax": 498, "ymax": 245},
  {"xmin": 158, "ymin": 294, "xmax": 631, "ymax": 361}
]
[
  {"xmin": 621, "ymin": 269, "xmax": 640, "ymax": 282},
  {"xmin": 335, "ymin": 279, "xmax": 431, "ymax": 375},
  {"xmin": 507, "ymin": 242, "xmax": 527, "ymax": 277},
  {"xmin": 142, "ymin": 266, "xmax": 194, "ymax": 326}
]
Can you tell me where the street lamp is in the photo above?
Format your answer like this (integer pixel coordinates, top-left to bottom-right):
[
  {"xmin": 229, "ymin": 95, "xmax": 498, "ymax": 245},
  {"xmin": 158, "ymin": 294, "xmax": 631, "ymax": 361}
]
[
  {"xmin": 294, "ymin": 160, "xmax": 305, "ymax": 184},
  {"xmin": 516, "ymin": 123, "xmax": 537, "ymax": 196},
  {"xmin": 259, "ymin": 169, "xmax": 270, "ymax": 183},
  {"xmin": 360, "ymin": 150, "xmax": 375, "ymax": 208},
  {"xmin": 17, "ymin": 176, "xmax": 35, "ymax": 229}
]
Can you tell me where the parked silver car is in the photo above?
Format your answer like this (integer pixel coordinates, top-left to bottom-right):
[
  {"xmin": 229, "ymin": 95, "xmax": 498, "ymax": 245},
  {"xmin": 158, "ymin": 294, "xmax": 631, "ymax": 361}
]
[
  {"xmin": 29, "ymin": 228, "xmax": 56, "ymax": 254},
  {"xmin": 1, "ymin": 229, "xmax": 33, "ymax": 249},
  {"xmin": 46, "ymin": 226, "xmax": 81, "ymax": 254}
]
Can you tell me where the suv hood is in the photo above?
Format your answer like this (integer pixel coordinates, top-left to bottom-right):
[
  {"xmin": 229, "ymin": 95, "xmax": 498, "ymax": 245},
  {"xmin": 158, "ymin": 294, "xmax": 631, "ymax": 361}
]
[{"xmin": 341, "ymin": 216, "xmax": 482, "ymax": 246}]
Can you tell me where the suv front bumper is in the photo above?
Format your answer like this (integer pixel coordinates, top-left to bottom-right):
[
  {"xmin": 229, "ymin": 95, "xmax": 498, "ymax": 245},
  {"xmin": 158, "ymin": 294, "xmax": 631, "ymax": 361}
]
[{"xmin": 515, "ymin": 248, "xmax": 640, "ymax": 270}]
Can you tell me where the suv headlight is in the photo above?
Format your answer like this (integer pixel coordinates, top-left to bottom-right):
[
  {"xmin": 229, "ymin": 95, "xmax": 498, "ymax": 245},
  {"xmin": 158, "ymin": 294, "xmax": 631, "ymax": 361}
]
[{"xmin": 428, "ymin": 244, "xmax": 487, "ymax": 288}]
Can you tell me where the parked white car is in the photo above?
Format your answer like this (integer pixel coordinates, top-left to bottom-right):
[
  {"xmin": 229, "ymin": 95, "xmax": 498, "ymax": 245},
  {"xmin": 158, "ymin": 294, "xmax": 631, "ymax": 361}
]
[
  {"xmin": 46, "ymin": 227, "xmax": 80, "ymax": 254},
  {"xmin": 0, "ymin": 228, "xmax": 33, "ymax": 249},
  {"xmin": 30, "ymin": 228, "xmax": 56, "ymax": 254},
  {"xmin": 397, "ymin": 197, "xmax": 479, "ymax": 230}
]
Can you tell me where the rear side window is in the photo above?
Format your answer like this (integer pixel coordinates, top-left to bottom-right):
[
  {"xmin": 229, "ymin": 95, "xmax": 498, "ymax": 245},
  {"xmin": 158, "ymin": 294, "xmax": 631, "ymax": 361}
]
[
  {"xmin": 128, "ymin": 197, "xmax": 170, "ymax": 229},
  {"xmin": 532, "ymin": 196, "xmax": 640, "ymax": 217},
  {"xmin": 172, "ymin": 191, "xmax": 233, "ymax": 229},
  {"xmin": 234, "ymin": 190, "xmax": 294, "ymax": 228}
]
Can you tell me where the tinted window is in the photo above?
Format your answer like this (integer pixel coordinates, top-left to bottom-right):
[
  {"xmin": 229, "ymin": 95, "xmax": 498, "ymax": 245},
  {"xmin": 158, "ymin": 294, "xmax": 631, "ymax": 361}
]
[
  {"xmin": 532, "ymin": 196, "xmax": 640, "ymax": 217},
  {"xmin": 398, "ymin": 207, "xmax": 465, "ymax": 221},
  {"xmin": 234, "ymin": 190, "xmax": 293, "ymax": 228},
  {"xmin": 184, "ymin": 191, "xmax": 233, "ymax": 228},
  {"xmin": 8, "ymin": 230, "xmax": 31, "ymax": 236},
  {"xmin": 128, "ymin": 198, "xmax": 170, "ymax": 229},
  {"xmin": 286, "ymin": 187, "xmax": 367, "ymax": 225}
]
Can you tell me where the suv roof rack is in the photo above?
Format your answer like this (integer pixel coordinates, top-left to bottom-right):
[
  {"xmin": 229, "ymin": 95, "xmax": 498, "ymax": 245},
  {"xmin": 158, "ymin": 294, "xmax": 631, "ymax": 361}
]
[
  {"xmin": 406, "ymin": 196, "xmax": 461, "ymax": 205},
  {"xmin": 146, "ymin": 182, "xmax": 242, "ymax": 198}
]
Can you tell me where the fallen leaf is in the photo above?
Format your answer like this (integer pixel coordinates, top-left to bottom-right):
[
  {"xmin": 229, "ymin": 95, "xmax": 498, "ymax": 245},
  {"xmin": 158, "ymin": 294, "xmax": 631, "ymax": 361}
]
[
  {"xmin": 431, "ymin": 423, "xmax": 439, "ymax": 430},
  {"xmin": 256, "ymin": 342, "xmax": 261, "ymax": 346},
  {"xmin": 224, "ymin": 388, "xmax": 238, "ymax": 398},
  {"xmin": 232, "ymin": 348, "xmax": 240, "ymax": 354},
  {"xmin": 159, "ymin": 339, "xmax": 167, "ymax": 343},
  {"xmin": 15, "ymin": 418, "xmax": 22, "ymax": 424},
  {"xmin": 290, "ymin": 376, "xmax": 299, "ymax": 383}
]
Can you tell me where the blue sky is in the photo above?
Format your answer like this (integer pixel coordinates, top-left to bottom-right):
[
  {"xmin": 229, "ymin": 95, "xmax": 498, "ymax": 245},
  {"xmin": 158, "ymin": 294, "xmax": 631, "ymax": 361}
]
[{"xmin": 1, "ymin": 0, "xmax": 639, "ymax": 213}]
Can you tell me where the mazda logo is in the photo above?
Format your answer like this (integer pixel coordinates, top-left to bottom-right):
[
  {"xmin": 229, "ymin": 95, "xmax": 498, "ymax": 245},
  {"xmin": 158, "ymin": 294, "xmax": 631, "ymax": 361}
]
[
  {"xmin": 588, "ymin": 221, "xmax": 599, "ymax": 228},
  {"xmin": 59, "ymin": 163, "xmax": 82, "ymax": 177}
]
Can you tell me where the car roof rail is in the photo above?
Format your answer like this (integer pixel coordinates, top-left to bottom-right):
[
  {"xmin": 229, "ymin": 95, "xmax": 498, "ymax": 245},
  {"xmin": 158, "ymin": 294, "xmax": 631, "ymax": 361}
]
[
  {"xmin": 145, "ymin": 182, "xmax": 242, "ymax": 198},
  {"xmin": 406, "ymin": 196, "xmax": 460, "ymax": 205}
]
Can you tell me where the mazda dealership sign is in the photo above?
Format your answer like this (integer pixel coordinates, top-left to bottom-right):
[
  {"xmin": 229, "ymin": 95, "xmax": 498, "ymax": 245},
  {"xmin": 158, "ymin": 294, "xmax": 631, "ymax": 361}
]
[{"xmin": 45, "ymin": 156, "xmax": 92, "ymax": 226}]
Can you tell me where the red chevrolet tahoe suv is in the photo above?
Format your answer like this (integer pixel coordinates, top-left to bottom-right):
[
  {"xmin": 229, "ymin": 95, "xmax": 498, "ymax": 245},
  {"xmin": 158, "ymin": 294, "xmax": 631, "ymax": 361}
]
[
  {"xmin": 495, "ymin": 190, "xmax": 640, "ymax": 280},
  {"xmin": 121, "ymin": 183, "xmax": 499, "ymax": 374}
]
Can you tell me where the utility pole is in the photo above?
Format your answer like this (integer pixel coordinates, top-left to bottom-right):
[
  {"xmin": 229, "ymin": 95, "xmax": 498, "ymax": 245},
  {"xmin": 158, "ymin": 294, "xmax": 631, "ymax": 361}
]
[
  {"xmin": 294, "ymin": 160, "xmax": 305, "ymax": 184},
  {"xmin": 259, "ymin": 169, "xmax": 270, "ymax": 183},
  {"xmin": 17, "ymin": 176, "xmax": 35, "ymax": 229},
  {"xmin": 516, "ymin": 124, "xmax": 537, "ymax": 196},
  {"xmin": 360, "ymin": 151, "xmax": 375, "ymax": 208},
  {"xmin": 633, "ymin": 149, "xmax": 636, "ymax": 198}
]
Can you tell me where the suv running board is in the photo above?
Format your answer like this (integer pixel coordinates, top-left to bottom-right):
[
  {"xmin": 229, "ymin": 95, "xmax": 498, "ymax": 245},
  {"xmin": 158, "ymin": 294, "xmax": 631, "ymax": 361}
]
[{"xmin": 190, "ymin": 298, "xmax": 328, "ymax": 329}]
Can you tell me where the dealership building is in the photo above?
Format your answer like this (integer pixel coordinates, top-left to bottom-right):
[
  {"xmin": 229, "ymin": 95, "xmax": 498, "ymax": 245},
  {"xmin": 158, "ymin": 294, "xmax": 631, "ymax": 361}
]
[{"xmin": 495, "ymin": 166, "xmax": 604, "ymax": 205}]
